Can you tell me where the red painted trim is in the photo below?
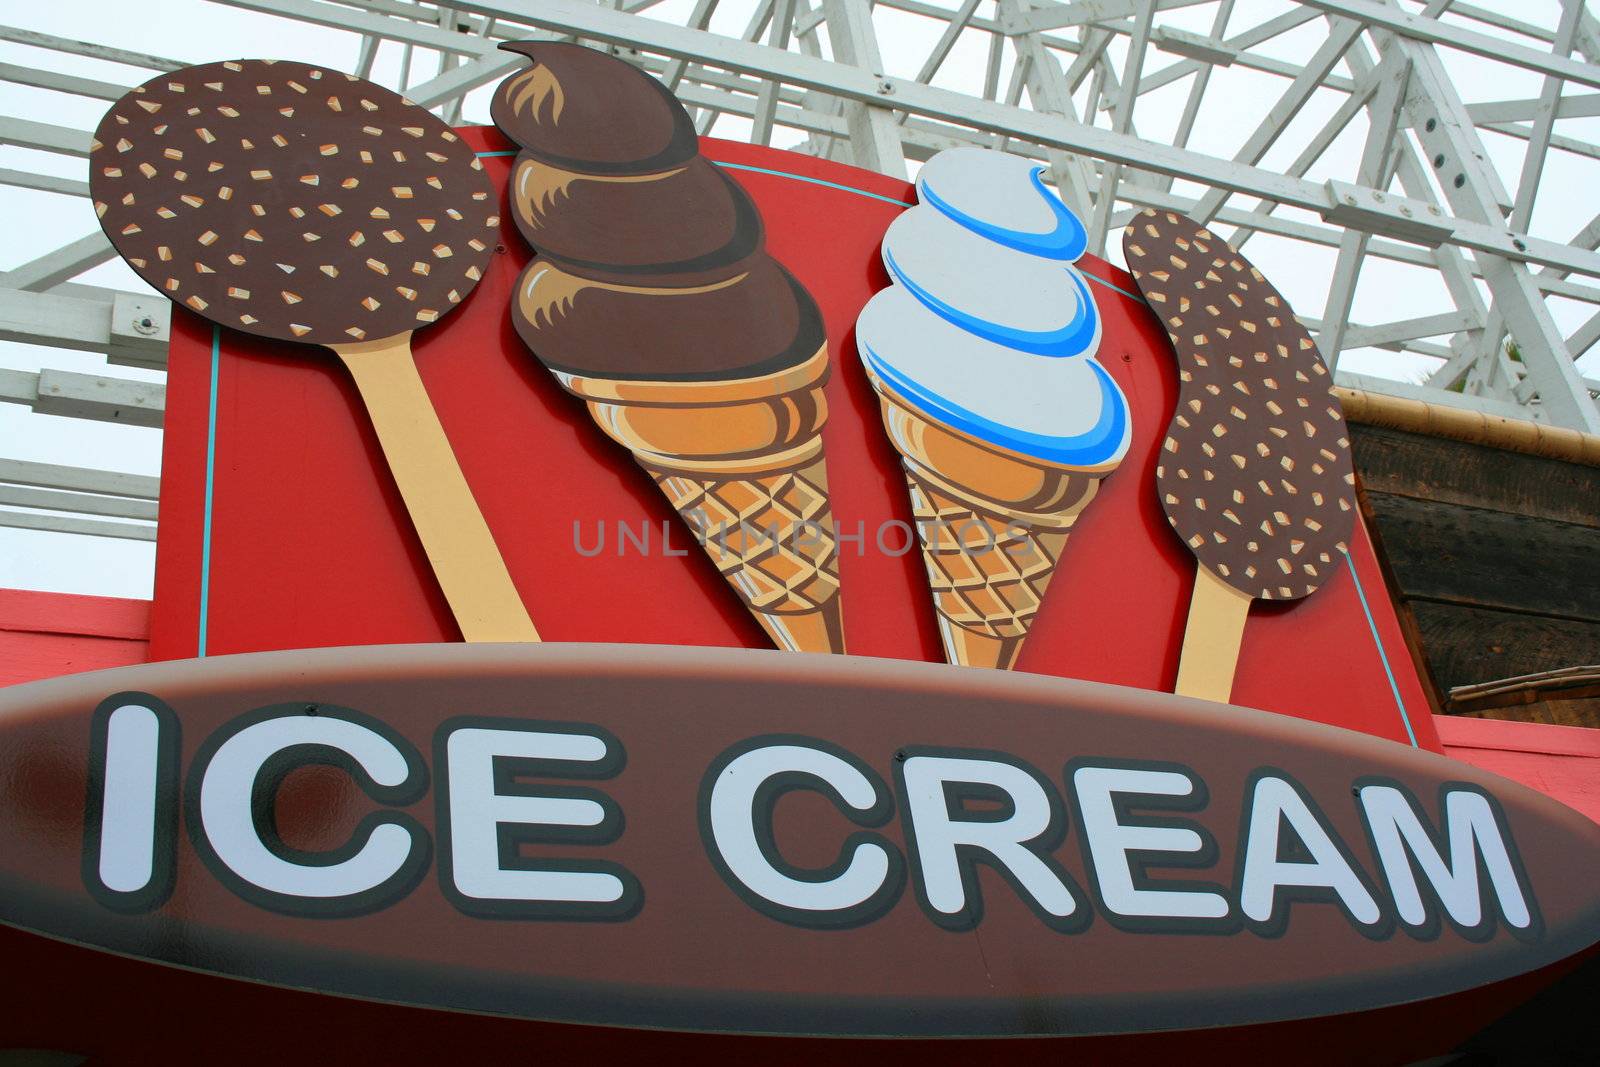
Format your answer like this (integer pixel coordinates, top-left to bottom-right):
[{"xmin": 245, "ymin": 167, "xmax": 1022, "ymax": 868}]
[
  {"xmin": 1435, "ymin": 715, "xmax": 1600, "ymax": 759},
  {"xmin": 0, "ymin": 590, "xmax": 151, "ymax": 688},
  {"xmin": 1436, "ymin": 714, "xmax": 1600, "ymax": 825},
  {"xmin": 0, "ymin": 589, "xmax": 152, "ymax": 641}
]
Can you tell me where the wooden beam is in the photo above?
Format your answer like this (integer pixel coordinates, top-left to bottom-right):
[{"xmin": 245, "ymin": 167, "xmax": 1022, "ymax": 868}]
[
  {"xmin": 1351, "ymin": 425, "xmax": 1600, "ymax": 528},
  {"xmin": 0, "ymin": 458, "xmax": 159, "ymax": 500},
  {"xmin": 1363, "ymin": 492, "xmax": 1600, "ymax": 624},
  {"xmin": 0, "ymin": 366, "xmax": 164, "ymax": 427},
  {"xmin": 0, "ymin": 484, "xmax": 158, "ymax": 521},
  {"xmin": 0, "ymin": 509, "xmax": 156, "ymax": 541},
  {"xmin": 1413, "ymin": 601, "xmax": 1600, "ymax": 692}
]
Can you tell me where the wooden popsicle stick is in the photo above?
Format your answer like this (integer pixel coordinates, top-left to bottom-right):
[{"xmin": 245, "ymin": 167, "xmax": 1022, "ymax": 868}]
[
  {"xmin": 330, "ymin": 334, "xmax": 540, "ymax": 644},
  {"xmin": 1173, "ymin": 565, "xmax": 1254, "ymax": 703}
]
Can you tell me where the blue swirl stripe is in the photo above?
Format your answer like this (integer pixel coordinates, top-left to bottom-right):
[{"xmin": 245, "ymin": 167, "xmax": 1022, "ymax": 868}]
[
  {"xmin": 862, "ymin": 340, "xmax": 1128, "ymax": 468},
  {"xmin": 885, "ymin": 245, "xmax": 1100, "ymax": 359},
  {"xmin": 918, "ymin": 165, "xmax": 1088, "ymax": 262}
]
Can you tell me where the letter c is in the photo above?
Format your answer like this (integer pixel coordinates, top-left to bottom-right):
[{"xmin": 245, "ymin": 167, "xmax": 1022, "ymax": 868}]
[
  {"xmin": 187, "ymin": 704, "xmax": 430, "ymax": 917},
  {"xmin": 700, "ymin": 737, "xmax": 903, "ymax": 929}
]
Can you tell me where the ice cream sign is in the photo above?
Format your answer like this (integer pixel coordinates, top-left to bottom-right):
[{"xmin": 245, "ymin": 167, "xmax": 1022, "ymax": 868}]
[
  {"xmin": 80, "ymin": 674, "xmax": 1530, "ymax": 933},
  {"xmin": 2, "ymin": 645, "xmax": 1597, "ymax": 1037},
  {"xmin": 2, "ymin": 43, "xmax": 1597, "ymax": 1043}
]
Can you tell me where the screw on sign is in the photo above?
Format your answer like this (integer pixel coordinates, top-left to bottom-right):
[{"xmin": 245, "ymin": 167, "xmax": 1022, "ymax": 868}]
[
  {"xmin": 1122, "ymin": 209, "xmax": 1357, "ymax": 704},
  {"xmin": 89, "ymin": 59, "xmax": 538, "ymax": 643}
]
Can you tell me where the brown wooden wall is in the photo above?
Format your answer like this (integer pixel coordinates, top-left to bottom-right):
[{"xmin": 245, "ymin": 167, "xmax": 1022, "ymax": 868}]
[{"xmin": 1351, "ymin": 425, "xmax": 1600, "ymax": 728}]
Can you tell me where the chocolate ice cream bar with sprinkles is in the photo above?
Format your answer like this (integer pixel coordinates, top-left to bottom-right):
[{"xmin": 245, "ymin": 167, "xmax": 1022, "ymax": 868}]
[
  {"xmin": 90, "ymin": 59, "xmax": 499, "ymax": 343},
  {"xmin": 1122, "ymin": 208, "xmax": 1356, "ymax": 704},
  {"xmin": 89, "ymin": 58, "xmax": 538, "ymax": 644}
]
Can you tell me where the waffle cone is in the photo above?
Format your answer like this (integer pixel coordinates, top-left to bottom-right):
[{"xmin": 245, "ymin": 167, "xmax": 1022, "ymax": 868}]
[
  {"xmin": 555, "ymin": 346, "xmax": 844, "ymax": 654},
  {"xmin": 868, "ymin": 369, "xmax": 1109, "ymax": 670}
]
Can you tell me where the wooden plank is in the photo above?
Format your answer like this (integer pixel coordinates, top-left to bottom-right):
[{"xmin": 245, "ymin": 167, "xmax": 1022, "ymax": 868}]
[
  {"xmin": 1351, "ymin": 424, "xmax": 1600, "ymax": 528},
  {"xmin": 0, "ymin": 458, "xmax": 159, "ymax": 500},
  {"xmin": 1456, "ymin": 697, "xmax": 1600, "ymax": 730},
  {"xmin": 1364, "ymin": 492, "xmax": 1600, "ymax": 622},
  {"xmin": 0, "ymin": 509, "xmax": 156, "ymax": 541},
  {"xmin": 1352, "ymin": 488, "xmax": 1449, "ymax": 716},
  {"xmin": 0, "ymin": 367, "xmax": 166, "ymax": 428},
  {"xmin": 0, "ymin": 166, "xmax": 90, "ymax": 197},
  {"xmin": 0, "ymin": 288, "xmax": 169, "ymax": 362},
  {"xmin": 33, "ymin": 367, "xmax": 165, "ymax": 428},
  {"xmin": 1410, "ymin": 600, "xmax": 1600, "ymax": 690},
  {"xmin": 0, "ymin": 485, "xmax": 158, "ymax": 521}
]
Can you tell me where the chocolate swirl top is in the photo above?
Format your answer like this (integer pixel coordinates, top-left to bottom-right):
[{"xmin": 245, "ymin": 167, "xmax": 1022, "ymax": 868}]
[
  {"xmin": 514, "ymin": 255, "xmax": 825, "ymax": 381},
  {"xmin": 1123, "ymin": 209, "xmax": 1354, "ymax": 601},
  {"xmin": 491, "ymin": 42, "xmax": 698, "ymax": 176},
  {"xmin": 508, "ymin": 154, "xmax": 762, "ymax": 285},
  {"xmin": 495, "ymin": 41, "xmax": 821, "ymax": 384},
  {"xmin": 89, "ymin": 59, "xmax": 498, "ymax": 346}
]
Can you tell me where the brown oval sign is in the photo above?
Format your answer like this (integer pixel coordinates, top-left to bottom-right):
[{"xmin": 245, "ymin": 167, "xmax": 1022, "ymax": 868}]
[{"xmin": 0, "ymin": 644, "xmax": 1596, "ymax": 1037}]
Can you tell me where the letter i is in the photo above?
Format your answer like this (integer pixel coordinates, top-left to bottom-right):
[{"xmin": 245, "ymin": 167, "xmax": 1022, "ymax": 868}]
[{"xmin": 83, "ymin": 695, "xmax": 180, "ymax": 912}]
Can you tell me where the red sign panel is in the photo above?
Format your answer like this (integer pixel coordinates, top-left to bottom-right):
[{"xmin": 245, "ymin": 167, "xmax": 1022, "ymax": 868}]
[{"xmin": 145, "ymin": 127, "xmax": 1436, "ymax": 751}]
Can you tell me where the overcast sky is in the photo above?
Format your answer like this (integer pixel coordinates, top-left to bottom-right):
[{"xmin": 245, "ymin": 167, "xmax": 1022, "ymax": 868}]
[{"xmin": 2, "ymin": 0, "xmax": 1595, "ymax": 601}]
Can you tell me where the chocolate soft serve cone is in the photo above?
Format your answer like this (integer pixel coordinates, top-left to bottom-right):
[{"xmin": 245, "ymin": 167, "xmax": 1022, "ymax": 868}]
[
  {"xmin": 855, "ymin": 149, "xmax": 1131, "ymax": 670},
  {"xmin": 494, "ymin": 43, "xmax": 844, "ymax": 654}
]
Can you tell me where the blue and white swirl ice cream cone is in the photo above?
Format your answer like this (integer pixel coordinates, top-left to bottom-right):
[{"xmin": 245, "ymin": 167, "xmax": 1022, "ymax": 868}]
[{"xmin": 855, "ymin": 148, "xmax": 1133, "ymax": 669}]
